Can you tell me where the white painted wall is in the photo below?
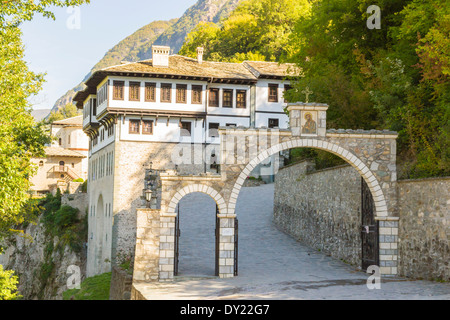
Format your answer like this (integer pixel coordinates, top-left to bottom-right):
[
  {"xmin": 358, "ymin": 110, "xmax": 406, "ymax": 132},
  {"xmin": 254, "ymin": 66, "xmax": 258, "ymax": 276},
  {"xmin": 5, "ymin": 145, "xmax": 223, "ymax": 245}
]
[{"xmin": 106, "ymin": 76, "xmax": 207, "ymax": 114}]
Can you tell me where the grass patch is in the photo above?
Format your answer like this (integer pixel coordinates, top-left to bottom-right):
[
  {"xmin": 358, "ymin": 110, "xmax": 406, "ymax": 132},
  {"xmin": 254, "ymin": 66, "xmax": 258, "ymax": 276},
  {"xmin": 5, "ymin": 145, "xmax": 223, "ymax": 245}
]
[{"xmin": 63, "ymin": 272, "xmax": 111, "ymax": 300}]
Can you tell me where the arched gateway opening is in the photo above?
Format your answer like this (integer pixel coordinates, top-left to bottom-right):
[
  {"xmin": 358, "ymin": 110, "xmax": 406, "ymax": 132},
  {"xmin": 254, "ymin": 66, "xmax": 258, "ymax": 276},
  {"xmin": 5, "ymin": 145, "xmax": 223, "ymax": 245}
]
[{"xmin": 174, "ymin": 192, "xmax": 217, "ymax": 277}]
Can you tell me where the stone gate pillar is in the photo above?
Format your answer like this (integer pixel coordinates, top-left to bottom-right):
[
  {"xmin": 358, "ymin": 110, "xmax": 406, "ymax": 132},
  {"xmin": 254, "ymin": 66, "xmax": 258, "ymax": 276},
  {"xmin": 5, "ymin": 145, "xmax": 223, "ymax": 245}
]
[
  {"xmin": 377, "ymin": 217, "xmax": 400, "ymax": 276},
  {"xmin": 158, "ymin": 214, "xmax": 176, "ymax": 281},
  {"xmin": 218, "ymin": 216, "xmax": 235, "ymax": 278},
  {"xmin": 133, "ymin": 208, "xmax": 161, "ymax": 282}
]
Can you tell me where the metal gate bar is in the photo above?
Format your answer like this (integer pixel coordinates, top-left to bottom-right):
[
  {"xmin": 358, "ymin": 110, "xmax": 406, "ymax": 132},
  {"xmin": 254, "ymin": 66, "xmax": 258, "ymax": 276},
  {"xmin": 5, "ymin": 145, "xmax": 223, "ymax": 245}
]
[{"xmin": 361, "ymin": 177, "xmax": 379, "ymax": 271}]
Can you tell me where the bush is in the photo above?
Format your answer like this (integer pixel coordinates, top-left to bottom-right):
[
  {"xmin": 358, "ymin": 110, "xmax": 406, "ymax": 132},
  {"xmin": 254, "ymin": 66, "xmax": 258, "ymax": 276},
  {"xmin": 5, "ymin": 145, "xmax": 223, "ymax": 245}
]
[
  {"xmin": 72, "ymin": 178, "xmax": 84, "ymax": 183},
  {"xmin": 54, "ymin": 206, "xmax": 79, "ymax": 229},
  {"xmin": 80, "ymin": 180, "xmax": 87, "ymax": 193},
  {"xmin": 0, "ymin": 265, "xmax": 22, "ymax": 300}
]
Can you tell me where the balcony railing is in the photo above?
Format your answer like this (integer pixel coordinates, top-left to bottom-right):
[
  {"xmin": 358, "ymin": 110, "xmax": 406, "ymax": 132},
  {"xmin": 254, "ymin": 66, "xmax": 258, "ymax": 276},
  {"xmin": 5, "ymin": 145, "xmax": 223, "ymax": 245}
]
[{"xmin": 51, "ymin": 165, "xmax": 82, "ymax": 181}]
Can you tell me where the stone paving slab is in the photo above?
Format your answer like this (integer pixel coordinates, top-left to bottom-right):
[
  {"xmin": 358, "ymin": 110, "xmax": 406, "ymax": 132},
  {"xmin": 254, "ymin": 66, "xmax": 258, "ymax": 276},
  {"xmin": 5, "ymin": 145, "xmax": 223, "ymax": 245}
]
[{"xmin": 134, "ymin": 184, "xmax": 450, "ymax": 300}]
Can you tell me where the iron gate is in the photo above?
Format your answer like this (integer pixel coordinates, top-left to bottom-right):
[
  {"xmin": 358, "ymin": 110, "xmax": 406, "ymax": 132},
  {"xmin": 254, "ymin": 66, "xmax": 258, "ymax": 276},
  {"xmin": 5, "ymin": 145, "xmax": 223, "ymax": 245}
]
[
  {"xmin": 215, "ymin": 205, "xmax": 220, "ymax": 276},
  {"xmin": 361, "ymin": 177, "xmax": 379, "ymax": 271},
  {"xmin": 174, "ymin": 204, "xmax": 181, "ymax": 276},
  {"xmin": 234, "ymin": 218, "xmax": 238, "ymax": 276}
]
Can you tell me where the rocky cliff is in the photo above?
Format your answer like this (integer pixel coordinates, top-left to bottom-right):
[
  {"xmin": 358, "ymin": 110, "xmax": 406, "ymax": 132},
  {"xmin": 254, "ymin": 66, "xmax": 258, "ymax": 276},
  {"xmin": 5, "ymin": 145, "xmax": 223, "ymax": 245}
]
[{"xmin": 0, "ymin": 194, "xmax": 88, "ymax": 300}]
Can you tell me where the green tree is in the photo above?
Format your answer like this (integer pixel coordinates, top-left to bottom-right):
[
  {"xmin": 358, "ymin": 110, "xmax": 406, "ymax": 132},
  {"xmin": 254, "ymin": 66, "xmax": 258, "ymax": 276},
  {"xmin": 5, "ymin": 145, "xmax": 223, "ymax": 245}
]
[
  {"xmin": 179, "ymin": 0, "xmax": 312, "ymax": 62},
  {"xmin": 0, "ymin": 0, "xmax": 90, "ymax": 300},
  {"xmin": 47, "ymin": 103, "xmax": 81, "ymax": 123},
  {"xmin": 0, "ymin": 265, "xmax": 21, "ymax": 300},
  {"xmin": 286, "ymin": 0, "xmax": 449, "ymax": 178},
  {"xmin": 0, "ymin": 0, "xmax": 90, "ymax": 241}
]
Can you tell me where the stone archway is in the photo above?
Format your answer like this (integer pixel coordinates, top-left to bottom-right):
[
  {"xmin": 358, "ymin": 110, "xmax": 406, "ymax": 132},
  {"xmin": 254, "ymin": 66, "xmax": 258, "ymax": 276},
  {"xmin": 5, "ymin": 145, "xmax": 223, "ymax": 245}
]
[
  {"xmin": 227, "ymin": 139, "xmax": 388, "ymax": 218},
  {"xmin": 133, "ymin": 102, "xmax": 400, "ymax": 281},
  {"xmin": 166, "ymin": 183, "xmax": 227, "ymax": 215}
]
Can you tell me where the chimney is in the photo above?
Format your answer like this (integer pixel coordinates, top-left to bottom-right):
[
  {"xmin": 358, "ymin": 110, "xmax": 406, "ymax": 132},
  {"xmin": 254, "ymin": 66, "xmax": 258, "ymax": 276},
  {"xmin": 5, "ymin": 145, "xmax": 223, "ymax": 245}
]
[
  {"xmin": 152, "ymin": 45, "xmax": 170, "ymax": 67},
  {"xmin": 197, "ymin": 47, "xmax": 204, "ymax": 64}
]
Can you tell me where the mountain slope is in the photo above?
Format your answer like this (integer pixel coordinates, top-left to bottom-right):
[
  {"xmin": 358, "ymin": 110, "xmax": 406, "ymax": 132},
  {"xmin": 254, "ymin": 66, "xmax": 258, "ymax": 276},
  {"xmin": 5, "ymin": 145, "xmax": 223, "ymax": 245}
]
[
  {"xmin": 153, "ymin": 0, "xmax": 242, "ymax": 54},
  {"xmin": 50, "ymin": 0, "xmax": 242, "ymax": 114},
  {"xmin": 50, "ymin": 19, "xmax": 176, "ymax": 113}
]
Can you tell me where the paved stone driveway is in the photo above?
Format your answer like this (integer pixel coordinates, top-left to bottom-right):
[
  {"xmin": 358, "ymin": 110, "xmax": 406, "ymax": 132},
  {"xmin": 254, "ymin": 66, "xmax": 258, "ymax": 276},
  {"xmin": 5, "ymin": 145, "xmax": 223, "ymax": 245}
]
[{"xmin": 135, "ymin": 184, "xmax": 449, "ymax": 300}]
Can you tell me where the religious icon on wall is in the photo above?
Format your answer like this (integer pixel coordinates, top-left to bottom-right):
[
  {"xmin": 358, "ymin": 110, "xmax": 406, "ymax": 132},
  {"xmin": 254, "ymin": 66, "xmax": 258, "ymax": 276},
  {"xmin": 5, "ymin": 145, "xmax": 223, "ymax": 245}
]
[{"xmin": 301, "ymin": 111, "xmax": 317, "ymax": 134}]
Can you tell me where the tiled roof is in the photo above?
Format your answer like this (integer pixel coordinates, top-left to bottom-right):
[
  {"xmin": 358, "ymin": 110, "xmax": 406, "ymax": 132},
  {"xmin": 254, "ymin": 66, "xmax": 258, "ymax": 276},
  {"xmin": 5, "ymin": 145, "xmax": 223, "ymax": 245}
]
[
  {"xmin": 51, "ymin": 115, "xmax": 83, "ymax": 126},
  {"xmin": 45, "ymin": 147, "xmax": 86, "ymax": 158},
  {"xmin": 243, "ymin": 61, "xmax": 299, "ymax": 78},
  {"xmin": 103, "ymin": 55, "xmax": 257, "ymax": 81},
  {"xmin": 74, "ymin": 54, "xmax": 300, "ymax": 107}
]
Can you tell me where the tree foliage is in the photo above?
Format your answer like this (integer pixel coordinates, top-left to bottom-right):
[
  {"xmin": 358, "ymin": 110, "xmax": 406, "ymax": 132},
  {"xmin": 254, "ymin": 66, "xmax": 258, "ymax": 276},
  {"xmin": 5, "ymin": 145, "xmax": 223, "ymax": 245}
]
[
  {"xmin": 179, "ymin": 0, "xmax": 312, "ymax": 62},
  {"xmin": 46, "ymin": 103, "xmax": 80, "ymax": 123},
  {"xmin": 0, "ymin": 0, "xmax": 89, "ymax": 242},
  {"xmin": 0, "ymin": 265, "xmax": 21, "ymax": 300},
  {"xmin": 285, "ymin": 0, "xmax": 449, "ymax": 178},
  {"xmin": 181, "ymin": 0, "xmax": 448, "ymax": 178}
]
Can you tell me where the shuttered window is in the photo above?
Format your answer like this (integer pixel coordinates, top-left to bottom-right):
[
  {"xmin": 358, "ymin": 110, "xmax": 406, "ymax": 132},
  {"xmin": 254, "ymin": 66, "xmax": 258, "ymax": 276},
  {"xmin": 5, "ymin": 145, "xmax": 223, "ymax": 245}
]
[
  {"xmin": 113, "ymin": 81, "xmax": 124, "ymax": 100},
  {"xmin": 145, "ymin": 83, "xmax": 156, "ymax": 102},
  {"xmin": 129, "ymin": 82, "xmax": 140, "ymax": 101},
  {"xmin": 161, "ymin": 84, "xmax": 172, "ymax": 102}
]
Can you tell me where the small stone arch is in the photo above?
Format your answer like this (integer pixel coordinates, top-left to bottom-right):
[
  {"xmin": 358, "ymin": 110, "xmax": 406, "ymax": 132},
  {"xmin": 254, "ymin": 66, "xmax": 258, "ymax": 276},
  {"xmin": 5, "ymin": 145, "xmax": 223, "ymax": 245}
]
[
  {"xmin": 166, "ymin": 184, "xmax": 227, "ymax": 216},
  {"xmin": 227, "ymin": 138, "xmax": 388, "ymax": 218}
]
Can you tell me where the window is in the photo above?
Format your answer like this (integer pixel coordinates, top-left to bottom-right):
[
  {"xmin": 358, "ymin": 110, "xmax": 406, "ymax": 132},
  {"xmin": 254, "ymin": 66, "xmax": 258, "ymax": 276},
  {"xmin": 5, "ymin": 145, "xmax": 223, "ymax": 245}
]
[
  {"xmin": 283, "ymin": 84, "xmax": 292, "ymax": 103},
  {"xmin": 39, "ymin": 160, "xmax": 44, "ymax": 167},
  {"xmin": 92, "ymin": 98, "xmax": 97, "ymax": 116},
  {"xmin": 129, "ymin": 119, "xmax": 140, "ymax": 134},
  {"xmin": 97, "ymin": 83, "xmax": 107, "ymax": 106},
  {"xmin": 268, "ymin": 84, "xmax": 278, "ymax": 102},
  {"xmin": 142, "ymin": 120, "xmax": 154, "ymax": 135},
  {"xmin": 145, "ymin": 82, "xmax": 156, "ymax": 102},
  {"xmin": 209, "ymin": 88, "xmax": 219, "ymax": 107},
  {"xmin": 58, "ymin": 138, "xmax": 62, "ymax": 146},
  {"xmin": 129, "ymin": 82, "xmax": 140, "ymax": 101},
  {"xmin": 226, "ymin": 123, "xmax": 236, "ymax": 127},
  {"xmin": 268, "ymin": 118, "xmax": 279, "ymax": 128},
  {"xmin": 180, "ymin": 121, "xmax": 192, "ymax": 136},
  {"xmin": 113, "ymin": 81, "xmax": 124, "ymax": 100},
  {"xmin": 191, "ymin": 85, "xmax": 202, "ymax": 104},
  {"xmin": 68, "ymin": 134, "xmax": 71, "ymax": 145},
  {"xmin": 223, "ymin": 89, "xmax": 233, "ymax": 108},
  {"xmin": 107, "ymin": 124, "xmax": 114, "ymax": 137},
  {"xmin": 236, "ymin": 90, "xmax": 247, "ymax": 108},
  {"xmin": 161, "ymin": 83, "xmax": 172, "ymax": 102},
  {"xmin": 176, "ymin": 84, "xmax": 187, "ymax": 103},
  {"xmin": 208, "ymin": 122, "xmax": 220, "ymax": 137}
]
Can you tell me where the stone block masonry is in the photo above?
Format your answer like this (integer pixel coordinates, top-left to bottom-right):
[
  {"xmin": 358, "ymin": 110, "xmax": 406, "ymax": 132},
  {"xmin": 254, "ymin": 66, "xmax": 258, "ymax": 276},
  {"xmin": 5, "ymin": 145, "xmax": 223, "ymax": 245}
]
[
  {"xmin": 397, "ymin": 177, "xmax": 449, "ymax": 281},
  {"xmin": 274, "ymin": 161, "xmax": 363, "ymax": 267}
]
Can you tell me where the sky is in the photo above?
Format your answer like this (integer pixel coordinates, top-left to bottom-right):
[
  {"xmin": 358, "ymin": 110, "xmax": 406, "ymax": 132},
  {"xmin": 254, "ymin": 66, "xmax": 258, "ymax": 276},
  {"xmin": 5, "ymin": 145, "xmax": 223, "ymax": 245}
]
[{"xmin": 21, "ymin": 0, "xmax": 198, "ymax": 111}]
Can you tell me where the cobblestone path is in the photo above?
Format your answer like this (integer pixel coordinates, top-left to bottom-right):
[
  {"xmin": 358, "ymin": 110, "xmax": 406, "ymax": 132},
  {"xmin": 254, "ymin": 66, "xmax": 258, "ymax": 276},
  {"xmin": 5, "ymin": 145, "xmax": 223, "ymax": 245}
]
[{"xmin": 135, "ymin": 184, "xmax": 449, "ymax": 300}]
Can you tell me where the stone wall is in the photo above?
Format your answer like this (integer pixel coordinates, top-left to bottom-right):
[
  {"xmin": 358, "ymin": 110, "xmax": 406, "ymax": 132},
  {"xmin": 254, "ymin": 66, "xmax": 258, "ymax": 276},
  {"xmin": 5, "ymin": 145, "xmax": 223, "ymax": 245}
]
[
  {"xmin": 109, "ymin": 266, "xmax": 133, "ymax": 300},
  {"xmin": 62, "ymin": 193, "xmax": 88, "ymax": 219},
  {"xmin": 274, "ymin": 161, "xmax": 449, "ymax": 281},
  {"xmin": 274, "ymin": 161, "xmax": 362, "ymax": 267},
  {"xmin": 397, "ymin": 177, "xmax": 449, "ymax": 281},
  {"xmin": 133, "ymin": 208, "xmax": 161, "ymax": 282}
]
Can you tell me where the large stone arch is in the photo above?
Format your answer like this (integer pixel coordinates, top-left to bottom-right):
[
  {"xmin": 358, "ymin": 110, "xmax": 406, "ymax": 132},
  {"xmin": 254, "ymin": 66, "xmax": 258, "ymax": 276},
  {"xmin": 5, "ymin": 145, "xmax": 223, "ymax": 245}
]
[
  {"xmin": 228, "ymin": 138, "xmax": 387, "ymax": 218},
  {"xmin": 166, "ymin": 184, "xmax": 227, "ymax": 216}
]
